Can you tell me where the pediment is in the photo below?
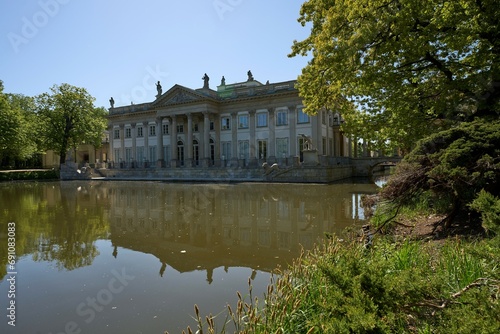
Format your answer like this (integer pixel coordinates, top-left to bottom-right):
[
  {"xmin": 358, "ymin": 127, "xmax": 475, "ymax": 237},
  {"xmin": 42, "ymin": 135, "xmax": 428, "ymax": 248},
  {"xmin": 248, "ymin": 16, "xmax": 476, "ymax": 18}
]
[{"xmin": 153, "ymin": 85, "xmax": 214, "ymax": 107}]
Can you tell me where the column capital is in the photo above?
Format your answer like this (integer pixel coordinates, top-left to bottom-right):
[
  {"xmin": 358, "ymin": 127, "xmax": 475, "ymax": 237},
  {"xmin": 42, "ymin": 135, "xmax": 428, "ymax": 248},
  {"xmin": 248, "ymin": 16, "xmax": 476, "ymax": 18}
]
[
  {"xmin": 130, "ymin": 122, "xmax": 136, "ymax": 128},
  {"xmin": 287, "ymin": 105, "xmax": 297, "ymax": 111},
  {"xmin": 119, "ymin": 124, "xmax": 125, "ymax": 129},
  {"xmin": 267, "ymin": 107, "xmax": 276, "ymax": 115},
  {"xmin": 156, "ymin": 116, "xmax": 164, "ymax": 123},
  {"xmin": 248, "ymin": 109, "xmax": 256, "ymax": 116},
  {"xmin": 230, "ymin": 111, "xmax": 238, "ymax": 117}
]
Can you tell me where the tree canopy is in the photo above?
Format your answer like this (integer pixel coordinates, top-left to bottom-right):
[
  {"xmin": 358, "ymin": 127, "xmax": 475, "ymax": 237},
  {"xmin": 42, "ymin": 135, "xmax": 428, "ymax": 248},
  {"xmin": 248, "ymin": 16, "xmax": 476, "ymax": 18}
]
[
  {"xmin": 36, "ymin": 83, "xmax": 107, "ymax": 164},
  {"xmin": 289, "ymin": 0, "xmax": 500, "ymax": 152},
  {"xmin": 0, "ymin": 81, "xmax": 39, "ymax": 165}
]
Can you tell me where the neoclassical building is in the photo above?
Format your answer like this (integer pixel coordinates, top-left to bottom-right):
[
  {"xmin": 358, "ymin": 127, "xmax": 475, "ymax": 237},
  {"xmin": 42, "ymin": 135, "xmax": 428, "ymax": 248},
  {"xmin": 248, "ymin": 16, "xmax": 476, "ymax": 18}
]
[{"xmin": 107, "ymin": 73, "xmax": 350, "ymax": 169}]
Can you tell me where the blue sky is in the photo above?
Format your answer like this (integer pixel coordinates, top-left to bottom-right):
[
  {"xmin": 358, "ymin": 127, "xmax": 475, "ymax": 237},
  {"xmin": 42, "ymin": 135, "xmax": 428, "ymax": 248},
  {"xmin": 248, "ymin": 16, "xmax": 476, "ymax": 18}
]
[{"xmin": 0, "ymin": 0, "xmax": 311, "ymax": 109}]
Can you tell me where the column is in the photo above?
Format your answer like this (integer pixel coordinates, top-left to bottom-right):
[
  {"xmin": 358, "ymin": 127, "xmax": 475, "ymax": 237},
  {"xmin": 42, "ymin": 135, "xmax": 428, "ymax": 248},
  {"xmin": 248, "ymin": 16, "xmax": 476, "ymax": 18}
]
[
  {"xmin": 108, "ymin": 126, "xmax": 114, "ymax": 165},
  {"xmin": 214, "ymin": 114, "xmax": 221, "ymax": 167},
  {"xmin": 131, "ymin": 123, "xmax": 137, "ymax": 168},
  {"xmin": 203, "ymin": 112, "xmax": 211, "ymax": 167},
  {"xmin": 156, "ymin": 117, "xmax": 165, "ymax": 167},
  {"xmin": 248, "ymin": 110, "xmax": 258, "ymax": 167},
  {"xmin": 170, "ymin": 116, "xmax": 178, "ymax": 167},
  {"xmin": 119, "ymin": 124, "xmax": 125, "ymax": 168},
  {"xmin": 333, "ymin": 126, "xmax": 341, "ymax": 157},
  {"xmin": 230, "ymin": 111, "xmax": 238, "ymax": 167},
  {"xmin": 143, "ymin": 121, "xmax": 149, "ymax": 167},
  {"xmin": 316, "ymin": 110, "xmax": 323, "ymax": 155},
  {"xmin": 288, "ymin": 105, "xmax": 297, "ymax": 166},
  {"xmin": 186, "ymin": 113, "xmax": 193, "ymax": 167},
  {"xmin": 268, "ymin": 108, "xmax": 276, "ymax": 163}
]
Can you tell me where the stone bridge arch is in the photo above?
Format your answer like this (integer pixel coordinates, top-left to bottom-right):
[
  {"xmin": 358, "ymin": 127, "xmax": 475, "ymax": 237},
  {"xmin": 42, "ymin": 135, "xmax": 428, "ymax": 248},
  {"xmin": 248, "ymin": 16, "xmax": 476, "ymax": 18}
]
[{"xmin": 351, "ymin": 156, "xmax": 402, "ymax": 177}]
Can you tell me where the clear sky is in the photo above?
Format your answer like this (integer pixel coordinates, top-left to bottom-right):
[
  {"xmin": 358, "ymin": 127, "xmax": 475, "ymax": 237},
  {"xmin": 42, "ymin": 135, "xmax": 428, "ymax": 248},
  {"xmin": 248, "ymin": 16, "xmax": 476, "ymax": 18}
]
[{"xmin": 0, "ymin": 0, "xmax": 311, "ymax": 109}]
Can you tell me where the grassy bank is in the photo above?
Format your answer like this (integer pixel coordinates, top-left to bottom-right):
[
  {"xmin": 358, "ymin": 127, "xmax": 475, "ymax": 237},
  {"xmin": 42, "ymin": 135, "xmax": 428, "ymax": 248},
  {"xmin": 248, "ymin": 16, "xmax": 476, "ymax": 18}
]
[
  {"xmin": 177, "ymin": 219, "xmax": 500, "ymax": 333},
  {"xmin": 0, "ymin": 169, "xmax": 59, "ymax": 181}
]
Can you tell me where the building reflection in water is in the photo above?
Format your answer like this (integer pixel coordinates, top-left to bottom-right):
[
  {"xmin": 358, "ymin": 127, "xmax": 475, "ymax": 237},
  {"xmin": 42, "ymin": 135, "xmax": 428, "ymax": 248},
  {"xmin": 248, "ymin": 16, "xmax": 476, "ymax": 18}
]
[{"xmin": 105, "ymin": 181, "xmax": 377, "ymax": 283}]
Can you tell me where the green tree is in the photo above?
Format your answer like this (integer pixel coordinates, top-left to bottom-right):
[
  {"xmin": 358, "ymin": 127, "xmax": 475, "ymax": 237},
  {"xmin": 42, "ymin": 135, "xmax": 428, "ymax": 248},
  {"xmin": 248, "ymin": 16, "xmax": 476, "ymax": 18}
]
[
  {"xmin": 289, "ymin": 0, "xmax": 500, "ymax": 152},
  {"xmin": 36, "ymin": 83, "xmax": 107, "ymax": 164},
  {"xmin": 0, "ymin": 81, "xmax": 38, "ymax": 166}
]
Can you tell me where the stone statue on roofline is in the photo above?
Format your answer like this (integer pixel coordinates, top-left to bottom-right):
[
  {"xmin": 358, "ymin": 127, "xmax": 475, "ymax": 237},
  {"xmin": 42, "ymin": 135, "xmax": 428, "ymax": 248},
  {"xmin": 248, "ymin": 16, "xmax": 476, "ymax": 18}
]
[
  {"xmin": 247, "ymin": 70, "xmax": 254, "ymax": 81},
  {"xmin": 156, "ymin": 81, "xmax": 162, "ymax": 98},
  {"xmin": 109, "ymin": 97, "xmax": 114, "ymax": 108},
  {"xmin": 202, "ymin": 73, "xmax": 210, "ymax": 89}
]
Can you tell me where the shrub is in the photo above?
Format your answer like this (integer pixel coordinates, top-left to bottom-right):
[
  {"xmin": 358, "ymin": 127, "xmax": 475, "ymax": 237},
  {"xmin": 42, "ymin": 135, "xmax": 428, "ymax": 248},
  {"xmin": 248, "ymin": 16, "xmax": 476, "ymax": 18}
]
[{"xmin": 380, "ymin": 119, "xmax": 500, "ymax": 229}]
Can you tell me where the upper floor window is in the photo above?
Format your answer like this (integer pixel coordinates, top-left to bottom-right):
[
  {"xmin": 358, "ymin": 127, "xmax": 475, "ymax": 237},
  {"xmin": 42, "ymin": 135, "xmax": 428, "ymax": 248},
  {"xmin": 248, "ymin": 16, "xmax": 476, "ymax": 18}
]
[
  {"xmin": 221, "ymin": 117, "xmax": 231, "ymax": 130},
  {"xmin": 238, "ymin": 115, "xmax": 249, "ymax": 129},
  {"xmin": 193, "ymin": 123, "xmax": 199, "ymax": 132},
  {"xmin": 210, "ymin": 121, "xmax": 215, "ymax": 131},
  {"xmin": 149, "ymin": 125, "xmax": 156, "ymax": 137},
  {"xmin": 125, "ymin": 128, "xmax": 131, "ymax": 138},
  {"xmin": 276, "ymin": 110, "xmax": 288, "ymax": 126},
  {"xmin": 162, "ymin": 124, "xmax": 169, "ymax": 135},
  {"xmin": 177, "ymin": 124, "xmax": 184, "ymax": 133},
  {"xmin": 297, "ymin": 108, "xmax": 310, "ymax": 124},
  {"xmin": 137, "ymin": 126, "xmax": 143, "ymax": 137},
  {"xmin": 257, "ymin": 113, "xmax": 267, "ymax": 127},
  {"xmin": 113, "ymin": 129, "xmax": 120, "ymax": 139}
]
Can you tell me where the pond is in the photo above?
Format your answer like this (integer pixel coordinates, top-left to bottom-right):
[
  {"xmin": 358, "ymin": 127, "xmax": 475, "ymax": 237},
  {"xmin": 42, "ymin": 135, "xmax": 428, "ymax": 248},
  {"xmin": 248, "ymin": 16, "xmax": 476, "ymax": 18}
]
[{"xmin": 0, "ymin": 180, "xmax": 378, "ymax": 333}]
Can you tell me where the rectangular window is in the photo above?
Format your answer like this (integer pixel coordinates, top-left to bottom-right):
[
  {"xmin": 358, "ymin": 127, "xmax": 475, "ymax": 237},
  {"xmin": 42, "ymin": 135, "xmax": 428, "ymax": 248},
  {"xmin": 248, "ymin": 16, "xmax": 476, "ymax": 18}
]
[
  {"xmin": 149, "ymin": 146, "xmax": 157, "ymax": 162},
  {"xmin": 193, "ymin": 123, "xmax": 199, "ymax": 132},
  {"xmin": 114, "ymin": 129, "xmax": 120, "ymax": 139},
  {"xmin": 221, "ymin": 117, "xmax": 231, "ymax": 130},
  {"xmin": 276, "ymin": 138, "xmax": 289, "ymax": 158},
  {"xmin": 125, "ymin": 128, "xmax": 131, "ymax": 138},
  {"xmin": 238, "ymin": 115, "xmax": 249, "ymax": 129},
  {"xmin": 149, "ymin": 125, "xmax": 156, "ymax": 137},
  {"xmin": 177, "ymin": 124, "xmax": 184, "ymax": 133},
  {"xmin": 258, "ymin": 140, "xmax": 267, "ymax": 159},
  {"xmin": 114, "ymin": 149, "xmax": 120, "ymax": 162},
  {"xmin": 162, "ymin": 124, "xmax": 169, "ymax": 135},
  {"xmin": 297, "ymin": 108, "xmax": 310, "ymax": 123},
  {"xmin": 164, "ymin": 145, "xmax": 170, "ymax": 163},
  {"xmin": 238, "ymin": 140, "xmax": 249, "ymax": 159},
  {"xmin": 276, "ymin": 110, "xmax": 288, "ymax": 126},
  {"xmin": 136, "ymin": 146, "xmax": 144, "ymax": 162},
  {"xmin": 222, "ymin": 142, "xmax": 231, "ymax": 160},
  {"xmin": 125, "ymin": 148, "xmax": 132, "ymax": 162},
  {"xmin": 210, "ymin": 121, "xmax": 214, "ymax": 131},
  {"xmin": 321, "ymin": 111, "xmax": 326, "ymax": 125},
  {"xmin": 257, "ymin": 113, "xmax": 267, "ymax": 127},
  {"xmin": 137, "ymin": 126, "xmax": 143, "ymax": 138},
  {"xmin": 322, "ymin": 137, "xmax": 327, "ymax": 155}
]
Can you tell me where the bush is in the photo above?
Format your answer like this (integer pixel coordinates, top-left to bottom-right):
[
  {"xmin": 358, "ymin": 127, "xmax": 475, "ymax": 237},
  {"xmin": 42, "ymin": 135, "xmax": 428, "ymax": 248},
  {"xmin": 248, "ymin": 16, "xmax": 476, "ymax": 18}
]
[
  {"xmin": 470, "ymin": 189, "xmax": 500, "ymax": 234},
  {"xmin": 380, "ymin": 119, "xmax": 500, "ymax": 229}
]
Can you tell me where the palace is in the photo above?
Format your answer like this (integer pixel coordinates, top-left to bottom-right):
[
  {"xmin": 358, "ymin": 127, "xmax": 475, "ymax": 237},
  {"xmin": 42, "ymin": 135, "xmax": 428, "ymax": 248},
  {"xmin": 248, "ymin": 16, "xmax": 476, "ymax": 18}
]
[{"xmin": 106, "ymin": 72, "xmax": 351, "ymax": 170}]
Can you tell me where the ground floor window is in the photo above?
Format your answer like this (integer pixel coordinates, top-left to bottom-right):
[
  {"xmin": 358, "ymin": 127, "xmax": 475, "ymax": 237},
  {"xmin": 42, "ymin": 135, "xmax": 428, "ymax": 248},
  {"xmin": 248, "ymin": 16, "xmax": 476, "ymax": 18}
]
[
  {"xmin": 238, "ymin": 140, "xmax": 249, "ymax": 160},
  {"xmin": 222, "ymin": 142, "xmax": 231, "ymax": 161},
  {"xmin": 177, "ymin": 141, "xmax": 184, "ymax": 166},
  {"xmin": 276, "ymin": 138, "xmax": 289, "ymax": 158},
  {"xmin": 149, "ymin": 146, "xmax": 157, "ymax": 162},
  {"xmin": 258, "ymin": 140, "xmax": 267, "ymax": 160},
  {"xmin": 136, "ymin": 146, "xmax": 144, "ymax": 162}
]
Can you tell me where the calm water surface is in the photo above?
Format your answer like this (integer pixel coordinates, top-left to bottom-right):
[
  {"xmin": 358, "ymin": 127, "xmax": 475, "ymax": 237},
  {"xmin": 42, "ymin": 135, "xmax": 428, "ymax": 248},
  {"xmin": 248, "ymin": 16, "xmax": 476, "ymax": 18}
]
[{"xmin": 0, "ymin": 180, "xmax": 378, "ymax": 333}]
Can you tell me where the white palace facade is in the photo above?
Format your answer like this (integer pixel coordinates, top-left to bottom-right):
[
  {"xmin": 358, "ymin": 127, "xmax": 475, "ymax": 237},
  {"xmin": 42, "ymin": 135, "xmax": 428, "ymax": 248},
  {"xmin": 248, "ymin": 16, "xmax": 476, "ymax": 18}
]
[{"xmin": 106, "ymin": 73, "xmax": 351, "ymax": 169}]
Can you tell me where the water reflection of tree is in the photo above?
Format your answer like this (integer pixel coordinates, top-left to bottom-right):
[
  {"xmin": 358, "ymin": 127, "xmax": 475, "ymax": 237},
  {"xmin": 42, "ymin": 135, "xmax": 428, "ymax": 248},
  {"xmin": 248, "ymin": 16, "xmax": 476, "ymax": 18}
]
[{"xmin": 0, "ymin": 182, "xmax": 109, "ymax": 277}]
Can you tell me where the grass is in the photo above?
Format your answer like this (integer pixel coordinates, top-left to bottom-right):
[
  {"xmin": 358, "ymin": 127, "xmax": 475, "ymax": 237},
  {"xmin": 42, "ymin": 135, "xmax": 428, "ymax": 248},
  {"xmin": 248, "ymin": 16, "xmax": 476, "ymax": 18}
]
[
  {"xmin": 0, "ymin": 169, "xmax": 59, "ymax": 181},
  {"xmin": 173, "ymin": 230, "xmax": 500, "ymax": 333}
]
